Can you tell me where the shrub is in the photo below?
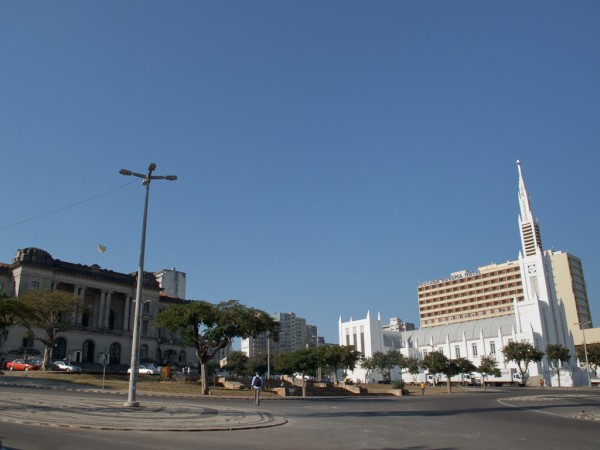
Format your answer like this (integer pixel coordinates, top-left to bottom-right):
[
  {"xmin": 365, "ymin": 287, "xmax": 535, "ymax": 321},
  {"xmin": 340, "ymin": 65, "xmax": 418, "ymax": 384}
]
[{"xmin": 392, "ymin": 380, "xmax": 405, "ymax": 390}]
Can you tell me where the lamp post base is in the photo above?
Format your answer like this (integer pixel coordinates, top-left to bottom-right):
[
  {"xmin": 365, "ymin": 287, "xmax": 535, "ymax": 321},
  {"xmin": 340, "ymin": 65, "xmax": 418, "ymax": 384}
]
[{"xmin": 123, "ymin": 401, "xmax": 140, "ymax": 408}]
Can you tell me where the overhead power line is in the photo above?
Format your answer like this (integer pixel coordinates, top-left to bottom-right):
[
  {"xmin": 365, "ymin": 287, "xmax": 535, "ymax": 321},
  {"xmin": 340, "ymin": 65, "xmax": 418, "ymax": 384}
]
[{"xmin": 0, "ymin": 180, "xmax": 138, "ymax": 230}]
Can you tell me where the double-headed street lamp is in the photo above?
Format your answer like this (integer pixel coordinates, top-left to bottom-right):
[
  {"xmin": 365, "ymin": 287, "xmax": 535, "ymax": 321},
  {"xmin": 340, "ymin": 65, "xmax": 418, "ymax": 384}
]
[
  {"xmin": 120, "ymin": 163, "xmax": 177, "ymax": 407},
  {"xmin": 576, "ymin": 320, "xmax": 593, "ymax": 388}
]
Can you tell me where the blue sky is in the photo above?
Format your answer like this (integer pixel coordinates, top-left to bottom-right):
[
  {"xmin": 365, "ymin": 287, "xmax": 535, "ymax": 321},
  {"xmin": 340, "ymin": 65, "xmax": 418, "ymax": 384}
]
[{"xmin": 1, "ymin": 1, "xmax": 599, "ymax": 344}]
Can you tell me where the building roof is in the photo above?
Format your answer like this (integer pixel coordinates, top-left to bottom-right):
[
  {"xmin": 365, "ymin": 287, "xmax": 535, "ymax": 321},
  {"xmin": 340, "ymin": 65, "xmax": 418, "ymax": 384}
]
[
  {"xmin": 9, "ymin": 247, "xmax": 160, "ymax": 290},
  {"xmin": 399, "ymin": 314, "xmax": 516, "ymax": 348}
]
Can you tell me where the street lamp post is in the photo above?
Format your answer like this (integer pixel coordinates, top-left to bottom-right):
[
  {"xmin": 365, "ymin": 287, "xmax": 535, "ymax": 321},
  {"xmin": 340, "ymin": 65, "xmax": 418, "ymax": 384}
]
[
  {"xmin": 576, "ymin": 321, "xmax": 592, "ymax": 388},
  {"xmin": 267, "ymin": 331, "xmax": 270, "ymax": 381},
  {"xmin": 120, "ymin": 163, "xmax": 177, "ymax": 407}
]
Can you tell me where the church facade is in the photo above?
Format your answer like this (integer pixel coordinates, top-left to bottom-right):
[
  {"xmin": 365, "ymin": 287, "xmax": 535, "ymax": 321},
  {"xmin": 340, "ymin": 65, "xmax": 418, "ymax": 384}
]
[{"xmin": 340, "ymin": 161, "xmax": 586, "ymax": 386}]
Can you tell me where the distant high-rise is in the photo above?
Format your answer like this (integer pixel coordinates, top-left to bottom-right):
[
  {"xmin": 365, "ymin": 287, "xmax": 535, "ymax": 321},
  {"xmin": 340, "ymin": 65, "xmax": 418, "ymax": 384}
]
[
  {"xmin": 155, "ymin": 268, "xmax": 186, "ymax": 299},
  {"xmin": 418, "ymin": 261, "xmax": 524, "ymax": 327},
  {"xmin": 241, "ymin": 312, "xmax": 318, "ymax": 357},
  {"xmin": 548, "ymin": 250, "xmax": 593, "ymax": 333}
]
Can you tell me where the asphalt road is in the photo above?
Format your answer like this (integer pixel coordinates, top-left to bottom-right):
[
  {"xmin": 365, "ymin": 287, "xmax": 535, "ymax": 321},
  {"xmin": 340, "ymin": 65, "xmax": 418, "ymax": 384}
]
[{"xmin": 1, "ymin": 386, "xmax": 599, "ymax": 450}]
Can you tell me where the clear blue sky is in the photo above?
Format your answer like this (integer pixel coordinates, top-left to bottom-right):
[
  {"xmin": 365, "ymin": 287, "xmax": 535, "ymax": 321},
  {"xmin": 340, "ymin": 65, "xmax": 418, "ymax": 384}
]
[{"xmin": 2, "ymin": 1, "xmax": 599, "ymax": 344}]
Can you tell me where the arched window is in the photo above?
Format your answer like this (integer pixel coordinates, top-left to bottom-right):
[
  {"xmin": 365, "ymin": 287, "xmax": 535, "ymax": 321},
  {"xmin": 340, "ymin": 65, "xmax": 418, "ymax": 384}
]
[
  {"xmin": 155, "ymin": 348, "xmax": 162, "ymax": 363},
  {"xmin": 140, "ymin": 344, "xmax": 148, "ymax": 360},
  {"xmin": 52, "ymin": 337, "xmax": 67, "ymax": 360},
  {"xmin": 178, "ymin": 350, "xmax": 186, "ymax": 364},
  {"xmin": 109, "ymin": 343, "xmax": 121, "ymax": 365},
  {"xmin": 82, "ymin": 340, "xmax": 95, "ymax": 363},
  {"xmin": 22, "ymin": 331, "xmax": 34, "ymax": 348}
]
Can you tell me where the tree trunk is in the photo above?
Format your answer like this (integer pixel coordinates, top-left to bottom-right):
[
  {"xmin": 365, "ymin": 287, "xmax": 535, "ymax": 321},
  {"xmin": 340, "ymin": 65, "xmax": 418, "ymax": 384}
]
[
  {"xmin": 446, "ymin": 379, "xmax": 452, "ymax": 394},
  {"xmin": 199, "ymin": 361, "xmax": 210, "ymax": 395},
  {"xmin": 42, "ymin": 345, "xmax": 52, "ymax": 371}
]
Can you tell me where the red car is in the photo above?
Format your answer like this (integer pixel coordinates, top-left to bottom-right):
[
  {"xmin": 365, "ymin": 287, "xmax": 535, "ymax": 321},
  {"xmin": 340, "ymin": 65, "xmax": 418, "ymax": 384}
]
[{"xmin": 6, "ymin": 359, "xmax": 40, "ymax": 371}]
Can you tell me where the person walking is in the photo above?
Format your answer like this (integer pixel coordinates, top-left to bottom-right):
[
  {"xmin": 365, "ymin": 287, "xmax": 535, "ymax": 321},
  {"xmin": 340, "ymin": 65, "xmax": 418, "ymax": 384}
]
[
  {"xmin": 420, "ymin": 382, "xmax": 426, "ymax": 396},
  {"xmin": 539, "ymin": 378, "xmax": 545, "ymax": 389},
  {"xmin": 251, "ymin": 372, "xmax": 263, "ymax": 406}
]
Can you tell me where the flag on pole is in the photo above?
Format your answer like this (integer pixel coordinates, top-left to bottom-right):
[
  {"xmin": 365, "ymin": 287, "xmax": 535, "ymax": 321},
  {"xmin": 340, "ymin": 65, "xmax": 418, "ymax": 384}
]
[{"xmin": 97, "ymin": 244, "xmax": 107, "ymax": 253}]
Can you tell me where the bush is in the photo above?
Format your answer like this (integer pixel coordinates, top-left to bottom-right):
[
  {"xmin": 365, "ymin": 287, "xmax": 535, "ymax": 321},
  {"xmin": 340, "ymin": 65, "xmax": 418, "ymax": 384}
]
[{"xmin": 392, "ymin": 380, "xmax": 405, "ymax": 390}]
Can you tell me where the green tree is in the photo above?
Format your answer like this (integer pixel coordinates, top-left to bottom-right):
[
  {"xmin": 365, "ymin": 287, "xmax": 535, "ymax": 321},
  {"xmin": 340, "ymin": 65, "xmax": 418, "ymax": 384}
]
[
  {"xmin": 371, "ymin": 350, "xmax": 400, "ymax": 382},
  {"xmin": 394, "ymin": 354, "xmax": 421, "ymax": 383},
  {"xmin": 16, "ymin": 289, "xmax": 83, "ymax": 370},
  {"xmin": 577, "ymin": 342, "xmax": 600, "ymax": 375},
  {"xmin": 0, "ymin": 295, "xmax": 22, "ymax": 352},
  {"xmin": 246, "ymin": 356, "xmax": 267, "ymax": 377},
  {"xmin": 360, "ymin": 356, "xmax": 376, "ymax": 383},
  {"xmin": 477, "ymin": 355, "xmax": 501, "ymax": 390},
  {"xmin": 545, "ymin": 343, "xmax": 571, "ymax": 387},
  {"xmin": 275, "ymin": 348, "xmax": 319, "ymax": 396},
  {"xmin": 420, "ymin": 351, "xmax": 470, "ymax": 393},
  {"xmin": 502, "ymin": 341, "xmax": 544, "ymax": 383},
  {"xmin": 315, "ymin": 345, "xmax": 362, "ymax": 385},
  {"xmin": 155, "ymin": 300, "xmax": 279, "ymax": 395},
  {"xmin": 455, "ymin": 357, "xmax": 477, "ymax": 386},
  {"xmin": 406, "ymin": 356, "xmax": 421, "ymax": 379},
  {"xmin": 223, "ymin": 350, "xmax": 249, "ymax": 377}
]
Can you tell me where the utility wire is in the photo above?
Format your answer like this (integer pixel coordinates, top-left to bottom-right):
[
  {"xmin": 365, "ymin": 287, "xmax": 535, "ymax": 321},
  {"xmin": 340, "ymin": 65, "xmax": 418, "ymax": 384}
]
[{"xmin": 0, "ymin": 180, "xmax": 138, "ymax": 230}]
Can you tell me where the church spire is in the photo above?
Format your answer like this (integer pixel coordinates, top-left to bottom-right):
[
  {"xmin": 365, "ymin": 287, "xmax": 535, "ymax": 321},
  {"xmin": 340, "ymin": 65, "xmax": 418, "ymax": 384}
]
[{"xmin": 517, "ymin": 160, "xmax": 543, "ymax": 256}]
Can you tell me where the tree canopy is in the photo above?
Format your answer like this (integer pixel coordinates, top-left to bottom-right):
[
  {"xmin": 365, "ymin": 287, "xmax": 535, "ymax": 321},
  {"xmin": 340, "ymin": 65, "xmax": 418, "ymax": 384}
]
[
  {"xmin": 16, "ymin": 289, "xmax": 83, "ymax": 370},
  {"xmin": 155, "ymin": 299, "xmax": 279, "ymax": 395},
  {"xmin": 0, "ymin": 295, "xmax": 22, "ymax": 350},
  {"xmin": 545, "ymin": 343, "xmax": 571, "ymax": 387},
  {"xmin": 223, "ymin": 350, "xmax": 249, "ymax": 377},
  {"xmin": 314, "ymin": 344, "xmax": 362, "ymax": 385},
  {"xmin": 501, "ymin": 341, "xmax": 543, "ymax": 382},
  {"xmin": 420, "ymin": 352, "xmax": 475, "ymax": 393},
  {"xmin": 371, "ymin": 350, "xmax": 400, "ymax": 382},
  {"xmin": 577, "ymin": 342, "xmax": 600, "ymax": 374},
  {"xmin": 477, "ymin": 355, "xmax": 501, "ymax": 390}
]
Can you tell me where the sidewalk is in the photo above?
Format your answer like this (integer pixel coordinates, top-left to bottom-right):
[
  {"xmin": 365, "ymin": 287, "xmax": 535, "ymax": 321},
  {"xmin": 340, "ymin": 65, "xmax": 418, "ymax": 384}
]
[{"xmin": 0, "ymin": 373, "xmax": 287, "ymax": 431}]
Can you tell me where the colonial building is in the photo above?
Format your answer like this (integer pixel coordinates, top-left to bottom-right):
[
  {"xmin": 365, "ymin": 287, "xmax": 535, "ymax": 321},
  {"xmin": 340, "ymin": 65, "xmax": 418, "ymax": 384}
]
[
  {"xmin": 0, "ymin": 247, "xmax": 195, "ymax": 368},
  {"xmin": 340, "ymin": 161, "xmax": 591, "ymax": 386}
]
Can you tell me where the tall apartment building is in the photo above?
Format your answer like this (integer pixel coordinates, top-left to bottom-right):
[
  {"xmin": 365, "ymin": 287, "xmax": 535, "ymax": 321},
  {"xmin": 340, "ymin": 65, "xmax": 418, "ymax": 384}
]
[
  {"xmin": 548, "ymin": 250, "xmax": 595, "ymax": 346},
  {"xmin": 241, "ymin": 312, "xmax": 317, "ymax": 357},
  {"xmin": 418, "ymin": 261, "xmax": 524, "ymax": 327},
  {"xmin": 418, "ymin": 252, "xmax": 594, "ymax": 344},
  {"xmin": 154, "ymin": 268, "xmax": 186, "ymax": 299},
  {"xmin": 383, "ymin": 318, "xmax": 415, "ymax": 332}
]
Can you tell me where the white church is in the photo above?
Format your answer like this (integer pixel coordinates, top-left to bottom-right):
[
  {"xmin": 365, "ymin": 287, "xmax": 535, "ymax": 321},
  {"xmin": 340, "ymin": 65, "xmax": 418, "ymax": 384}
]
[{"xmin": 339, "ymin": 161, "xmax": 585, "ymax": 387}]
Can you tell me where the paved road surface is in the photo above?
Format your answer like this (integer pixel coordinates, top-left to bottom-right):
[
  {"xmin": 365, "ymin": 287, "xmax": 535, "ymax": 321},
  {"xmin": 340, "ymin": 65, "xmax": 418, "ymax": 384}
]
[{"xmin": 1, "ymin": 376, "xmax": 599, "ymax": 449}]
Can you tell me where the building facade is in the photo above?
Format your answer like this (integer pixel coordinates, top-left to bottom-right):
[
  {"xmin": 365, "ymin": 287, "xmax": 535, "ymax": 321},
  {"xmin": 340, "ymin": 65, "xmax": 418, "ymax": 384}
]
[
  {"xmin": 241, "ymin": 311, "xmax": 319, "ymax": 357},
  {"xmin": 155, "ymin": 268, "xmax": 187, "ymax": 299},
  {"xmin": 418, "ymin": 261, "xmax": 524, "ymax": 328},
  {"xmin": 0, "ymin": 247, "xmax": 195, "ymax": 368}
]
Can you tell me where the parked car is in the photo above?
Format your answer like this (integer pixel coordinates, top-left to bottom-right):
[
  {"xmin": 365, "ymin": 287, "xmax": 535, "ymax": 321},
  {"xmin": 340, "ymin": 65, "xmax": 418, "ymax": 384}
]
[
  {"xmin": 293, "ymin": 372, "xmax": 314, "ymax": 381},
  {"xmin": 52, "ymin": 361, "xmax": 82, "ymax": 372},
  {"xmin": 127, "ymin": 364, "xmax": 159, "ymax": 375},
  {"xmin": 1, "ymin": 348, "xmax": 41, "ymax": 368},
  {"xmin": 6, "ymin": 359, "xmax": 41, "ymax": 371}
]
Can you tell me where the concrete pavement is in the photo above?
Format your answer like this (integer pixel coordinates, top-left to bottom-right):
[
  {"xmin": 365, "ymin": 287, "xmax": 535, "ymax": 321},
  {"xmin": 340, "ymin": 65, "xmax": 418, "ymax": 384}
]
[{"xmin": 0, "ymin": 374, "xmax": 287, "ymax": 431}]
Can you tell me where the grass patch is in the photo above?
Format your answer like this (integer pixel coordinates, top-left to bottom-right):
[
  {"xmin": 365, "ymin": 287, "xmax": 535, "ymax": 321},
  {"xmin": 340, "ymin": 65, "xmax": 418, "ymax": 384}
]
[
  {"xmin": 19, "ymin": 372, "xmax": 474, "ymax": 397},
  {"xmin": 25, "ymin": 372, "xmax": 279, "ymax": 397}
]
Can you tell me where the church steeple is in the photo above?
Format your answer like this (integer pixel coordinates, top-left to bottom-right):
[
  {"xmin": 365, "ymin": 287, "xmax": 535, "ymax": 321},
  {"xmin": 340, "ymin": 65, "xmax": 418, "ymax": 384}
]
[{"xmin": 517, "ymin": 160, "xmax": 543, "ymax": 257}]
